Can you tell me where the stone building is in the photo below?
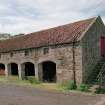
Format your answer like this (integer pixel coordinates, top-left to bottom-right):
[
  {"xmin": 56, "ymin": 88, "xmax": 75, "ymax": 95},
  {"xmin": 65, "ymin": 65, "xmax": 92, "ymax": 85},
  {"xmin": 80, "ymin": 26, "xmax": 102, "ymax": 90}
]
[{"xmin": 0, "ymin": 16, "xmax": 105, "ymax": 84}]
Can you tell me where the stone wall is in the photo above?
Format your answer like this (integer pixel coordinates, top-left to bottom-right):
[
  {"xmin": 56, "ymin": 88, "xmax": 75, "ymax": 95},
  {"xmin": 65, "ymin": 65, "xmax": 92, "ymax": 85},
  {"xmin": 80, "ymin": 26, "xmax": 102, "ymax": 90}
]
[
  {"xmin": 81, "ymin": 17, "xmax": 105, "ymax": 83},
  {"xmin": 0, "ymin": 44, "xmax": 83, "ymax": 83}
]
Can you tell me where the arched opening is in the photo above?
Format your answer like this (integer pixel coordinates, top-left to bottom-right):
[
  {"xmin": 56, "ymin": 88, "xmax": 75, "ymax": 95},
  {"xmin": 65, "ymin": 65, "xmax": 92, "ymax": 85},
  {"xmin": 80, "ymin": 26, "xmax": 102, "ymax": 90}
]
[
  {"xmin": 24, "ymin": 62, "xmax": 35, "ymax": 76},
  {"xmin": 42, "ymin": 61, "xmax": 56, "ymax": 82},
  {"xmin": 9, "ymin": 63, "xmax": 18, "ymax": 75},
  {"xmin": 0, "ymin": 63, "xmax": 5, "ymax": 75}
]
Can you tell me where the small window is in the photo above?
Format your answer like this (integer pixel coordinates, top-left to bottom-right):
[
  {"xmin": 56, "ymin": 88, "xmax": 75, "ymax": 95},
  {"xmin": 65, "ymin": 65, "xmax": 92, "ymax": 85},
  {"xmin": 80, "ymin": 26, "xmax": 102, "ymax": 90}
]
[
  {"xmin": 10, "ymin": 52, "xmax": 13, "ymax": 57},
  {"xmin": 43, "ymin": 48, "xmax": 49, "ymax": 55},
  {"xmin": 25, "ymin": 50, "xmax": 29, "ymax": 56}
]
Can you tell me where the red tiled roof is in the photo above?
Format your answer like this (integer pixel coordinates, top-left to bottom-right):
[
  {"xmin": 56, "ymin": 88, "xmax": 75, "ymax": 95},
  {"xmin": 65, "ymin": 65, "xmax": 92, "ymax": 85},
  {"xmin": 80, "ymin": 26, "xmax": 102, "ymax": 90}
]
[{"xmin": 0, "ymin": 17, "xmax": 96, "ymax": 52}]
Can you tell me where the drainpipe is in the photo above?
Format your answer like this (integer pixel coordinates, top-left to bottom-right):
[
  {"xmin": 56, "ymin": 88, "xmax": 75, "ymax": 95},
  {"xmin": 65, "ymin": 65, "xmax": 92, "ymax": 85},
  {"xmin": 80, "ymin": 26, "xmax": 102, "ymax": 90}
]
[{"xmin": 72, "ymin": 38, "xmax": 76, "ymax": 86}]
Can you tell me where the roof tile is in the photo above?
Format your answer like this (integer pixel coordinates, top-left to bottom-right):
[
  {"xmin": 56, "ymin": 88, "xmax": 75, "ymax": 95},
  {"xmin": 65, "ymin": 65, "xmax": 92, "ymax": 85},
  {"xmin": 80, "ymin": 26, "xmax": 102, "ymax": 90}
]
[{"xmin": 0, "ymin": 17, "xmax": 96, "ymax": 52}]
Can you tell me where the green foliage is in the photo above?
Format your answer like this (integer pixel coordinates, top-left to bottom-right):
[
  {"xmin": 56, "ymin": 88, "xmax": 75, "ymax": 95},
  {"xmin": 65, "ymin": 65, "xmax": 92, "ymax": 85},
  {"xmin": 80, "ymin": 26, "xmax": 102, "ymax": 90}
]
[
  {"xmin": 61, "ymin": 81, "xmax": 77, "ymax": 90},
  {"xmin": 27, "ymin": 77, "xmax": 41, "ymax": 84},
  {"xmin": 95, "ymin": 87, "xmax": 105, "ymax": 94},
  {"xmin": 78, "ymin": 84, "xmax": 90, "ymax": 92}
]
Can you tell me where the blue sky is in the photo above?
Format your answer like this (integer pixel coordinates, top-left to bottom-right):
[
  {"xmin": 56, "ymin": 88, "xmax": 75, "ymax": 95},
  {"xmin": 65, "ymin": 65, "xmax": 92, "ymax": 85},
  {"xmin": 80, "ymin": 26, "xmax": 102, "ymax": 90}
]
[{"xmin": 0, "ymin": 0, "xmax": 105, "ymax": 35}]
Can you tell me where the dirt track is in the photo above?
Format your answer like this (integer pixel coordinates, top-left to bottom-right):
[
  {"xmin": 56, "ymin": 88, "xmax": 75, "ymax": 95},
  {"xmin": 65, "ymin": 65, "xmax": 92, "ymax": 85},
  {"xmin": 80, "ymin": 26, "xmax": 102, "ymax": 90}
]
[{"xmin": 0, "ymin": 83, "xmax": 104, "ymax": 105}]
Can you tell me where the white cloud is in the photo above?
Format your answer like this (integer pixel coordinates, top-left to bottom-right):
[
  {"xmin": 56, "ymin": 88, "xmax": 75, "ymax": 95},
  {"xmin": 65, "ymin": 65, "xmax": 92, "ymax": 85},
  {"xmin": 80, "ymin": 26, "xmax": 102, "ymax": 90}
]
[{"xmin": 0, "ymin": 0, "xmax": 105, "ymax": 35}]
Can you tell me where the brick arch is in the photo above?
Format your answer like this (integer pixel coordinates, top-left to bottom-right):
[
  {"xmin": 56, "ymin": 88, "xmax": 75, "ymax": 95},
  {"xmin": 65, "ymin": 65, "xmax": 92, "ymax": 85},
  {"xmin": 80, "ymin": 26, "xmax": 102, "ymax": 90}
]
[
  {"xmin": 38, "ymin": 58, "xmax": 57, "ymax": 64},
  {"xmin": 20, "ymin": 59, "xmax": 35, "ymax": 65},
  {"xmin": 7, "ymin": 60, "xmax": 19, "ymax": 65},
  {"xmin": 0, "ymin": 62, "xmax": 5, "ymax": 64}
]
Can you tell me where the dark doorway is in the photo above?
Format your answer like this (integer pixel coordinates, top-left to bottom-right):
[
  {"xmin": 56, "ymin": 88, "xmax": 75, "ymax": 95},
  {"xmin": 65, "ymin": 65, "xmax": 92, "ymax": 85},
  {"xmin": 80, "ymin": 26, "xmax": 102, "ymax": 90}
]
[
  {"xmin": 42, "ymin": 61, "xmax": 56, "ymax": 82},
  {"xmin": 0, "ymin": 63, "xmax": 5, "ymax": 75},
  {"xmin": 24, "ymin": 62, "xmax": 35, "ymax": 76},
  {"xmin": 10, "ymin": 63, "xmax": 18, "ymax": 75}
]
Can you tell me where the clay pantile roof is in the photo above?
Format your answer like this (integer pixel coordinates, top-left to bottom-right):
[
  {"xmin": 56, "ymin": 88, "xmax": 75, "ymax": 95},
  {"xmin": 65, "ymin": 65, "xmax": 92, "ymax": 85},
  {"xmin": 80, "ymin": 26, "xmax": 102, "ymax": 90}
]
[{"xmin": 0, "ymin": 17, "xmax": 96, "ymax": 53}]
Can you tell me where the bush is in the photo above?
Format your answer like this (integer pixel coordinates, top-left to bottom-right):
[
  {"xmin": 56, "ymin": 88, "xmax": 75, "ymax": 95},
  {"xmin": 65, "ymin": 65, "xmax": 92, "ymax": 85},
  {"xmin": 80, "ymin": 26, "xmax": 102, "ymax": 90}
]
[
  {"xmin": 27, "ymin": 77, "xmax": 41, "ymax": 84},
  {"xmin": 78, "ymin": 84, "xmax": 90, "ymax": 92},
  {"xmin": 63, "ymin": 81, "xmax": 77, "ymax": 90},
  {"xmin": 95, "ymin": 87, "xmax": 105, "ymax": 94}
]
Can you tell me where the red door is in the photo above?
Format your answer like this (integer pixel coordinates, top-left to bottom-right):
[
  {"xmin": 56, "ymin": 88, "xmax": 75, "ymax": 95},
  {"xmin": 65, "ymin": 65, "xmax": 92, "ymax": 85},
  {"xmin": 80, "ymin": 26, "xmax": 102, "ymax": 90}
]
[{"xmin": 100, "ymin": 36, "xmax": 105, "ymax": 57}]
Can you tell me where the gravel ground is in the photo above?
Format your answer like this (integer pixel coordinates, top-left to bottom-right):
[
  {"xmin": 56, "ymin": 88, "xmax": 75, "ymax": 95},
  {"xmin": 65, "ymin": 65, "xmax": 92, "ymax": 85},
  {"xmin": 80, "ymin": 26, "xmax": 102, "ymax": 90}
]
[{"xmin": 0, "ymin": 83, "xmax": 104, "ymax": 105}]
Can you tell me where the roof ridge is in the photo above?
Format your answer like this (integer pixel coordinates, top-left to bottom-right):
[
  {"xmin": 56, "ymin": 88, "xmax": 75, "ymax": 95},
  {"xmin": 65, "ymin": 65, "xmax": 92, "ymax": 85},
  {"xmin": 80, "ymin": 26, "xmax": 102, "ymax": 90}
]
[
  {"xmin": 26, "ymin": 17, "xmax": 96, "ymax": 36},
  {"xmin": 78, "ymin": 16, "xmax": 98, "ymax": 41}
]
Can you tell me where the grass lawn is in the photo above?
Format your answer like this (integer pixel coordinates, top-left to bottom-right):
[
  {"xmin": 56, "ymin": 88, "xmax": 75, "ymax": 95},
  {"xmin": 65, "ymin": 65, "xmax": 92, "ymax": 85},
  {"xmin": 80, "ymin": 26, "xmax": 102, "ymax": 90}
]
[
  {"xmin": 0, "ymin": 76, "xmax": 97, "ymax": 94},
  {"xmin": 0, "ymin": 76, "xmax": 65, "ymax": 92}
]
